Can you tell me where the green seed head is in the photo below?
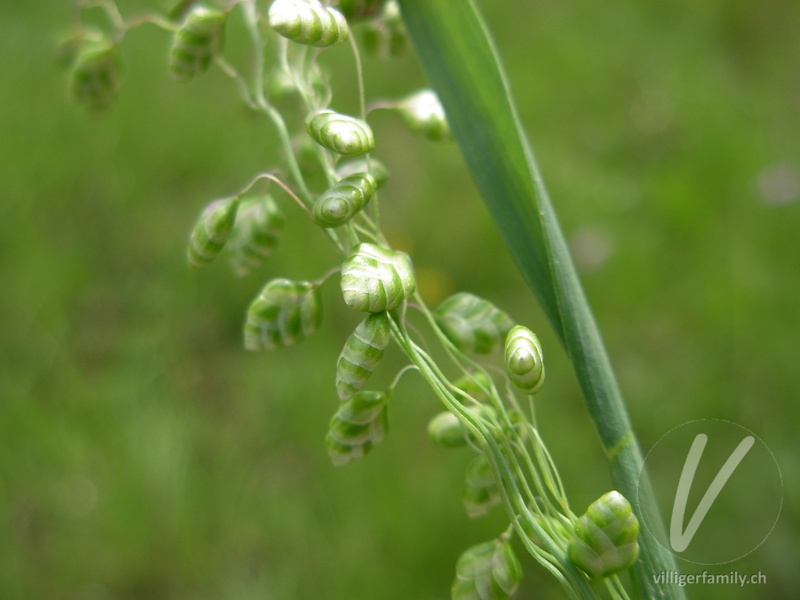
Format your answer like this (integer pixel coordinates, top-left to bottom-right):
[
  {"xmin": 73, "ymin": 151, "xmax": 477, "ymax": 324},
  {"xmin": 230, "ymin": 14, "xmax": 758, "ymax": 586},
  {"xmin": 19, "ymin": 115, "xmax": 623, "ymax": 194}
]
[
  {"xmin": 226, "ymin": 195, "xmax": 285, "ymax": 277},
  {"xmin": 244, "ymin": 279, "xmax": 322, "ymax": 351},
  {"xmin": 434, "ymin": 292, "xmax": 515, "ymax": 354},
  {"xmin": 427, "ymin": 412, "xmax": 467, "ymax": 448},
  {"xmin": 340, "ymin": 243, "xmax": 416, "ymax": 313},
  {"xmin": 503, "ymin": 325, "xmax": 545, "ymax": 394},
  {"xmin": 462, "ymin": 454, "xmax": 500, "ymax": 518},
  {"xmin": 336, "ymin": 312, "xmax": 391, "ymax": 400},
  {"xmin": 453, "ymin": 371, "xmax": 494, "ymax": 404},
  {"xmin": 452, "ymin": 538, "xmax": 522, "ymax": 600},
  {"xmin": 361, "ymin": 2, "xmax": 408, "ymax": 60},
  {"xmin": 326, "ymin": 390, "xmax": 389, "ymax": 465},
  {"xmin": 306, "ymin": 109, "xmax": 375, "ymax": 156},
  {"xmin": 397, "ymin": 89, "xmax": 451, "ymax": 141},
  {"xmin": 169, "ymin": 5, "xmax": 227, "ymax": 81},
  {"xmin": 187, "ymin": 197, "xmax": 240, "ymax": 269},
  {"xmin": 568, "ymin": 490, "xmax": 640, "ymax": 579},
  {"xmin": 313, "ymin": 173, "xmax": 377, "ymax": 228},
  {"xmin": 69, "ymin": 41, "xmax": 122, "ymax": 111},
  {"xmin": 269, "ymin": 0, "xmax": 349, "ymax": 48}
]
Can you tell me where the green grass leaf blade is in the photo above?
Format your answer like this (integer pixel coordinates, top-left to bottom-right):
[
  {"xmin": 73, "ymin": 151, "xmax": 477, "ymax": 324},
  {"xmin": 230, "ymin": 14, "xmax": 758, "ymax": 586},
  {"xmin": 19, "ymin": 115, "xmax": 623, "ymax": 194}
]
[
  {"xmin": 396, "ymin": 0, "xmax": 563, "ymax": 339},
  {"xmin": 397, "ymin": 1, "xmax": 686, "ymax": 598}
]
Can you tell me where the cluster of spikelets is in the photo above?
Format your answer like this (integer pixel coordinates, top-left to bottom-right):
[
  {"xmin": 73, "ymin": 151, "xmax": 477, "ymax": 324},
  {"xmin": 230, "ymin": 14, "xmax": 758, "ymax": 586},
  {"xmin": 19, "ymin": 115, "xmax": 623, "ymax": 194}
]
[
  {"xmin": 63, "ymin": 0, "xmax": 641, "ymax": 597},
  {"xmin": 61, "ymin": 0, "xmax": 422, "ymax": 112}
]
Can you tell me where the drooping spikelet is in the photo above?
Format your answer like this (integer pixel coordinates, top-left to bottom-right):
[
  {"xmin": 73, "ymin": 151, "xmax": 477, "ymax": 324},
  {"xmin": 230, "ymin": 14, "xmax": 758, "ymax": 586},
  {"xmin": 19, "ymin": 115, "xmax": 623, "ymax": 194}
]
[
  {"xmin": 568, "ymin": 491, "xmax": 640, "ymax": 579},
  {"xmin": 169, "ymin": 6, "xmax": 227, "ymax": 81},
  {"xmin": 451, "ymin": 537, "xmax": 522, "ymax": 600},
  {"xmin": 187, "ymin": 197, "xmax": 240, "ymax": 269},
  {"xmin": 69, "ymin": 41, "xmax": 122, "ymax": 111},
  {"xmin": 340, "ymin": 243, "xmax": 415, "ymax": 313},
  {"xmin": 244, "ymin": 279, "xmax": 322, "ymax": 351},
  {"xmin": 462, "ymin": 453, "xmax": 501, "ymax": 518},
  {"xmin": 313, "ymin": 173, "xmax": 377, "ymax": 228},
  {"xmin": 226, "ymin": 195, "xmax": 285, "ymax": 276},
  {"xmin": 336, "ymin": 312, "xmax": 391, "ymax": 400},
  {"xmin": 269, "ymin": 0, "xmax": 349, "ymax": 48},
  {"xmin": 326, "ymin": 390, "xmax": 389, "ymax": 465},
  {"xmin": 434, "ymin": 292, "xmax": 514, "ymax": 354},
  {"xmin": 504, "ymin": 325, "xmax": 545, "ymax": 394},
  {"xmin": 306, "ymin": 109, "xmax": 375, "ymax": 156},
  {"xmin": 396, "ymin": 89, "xmax": 451, "ymax": 141}
]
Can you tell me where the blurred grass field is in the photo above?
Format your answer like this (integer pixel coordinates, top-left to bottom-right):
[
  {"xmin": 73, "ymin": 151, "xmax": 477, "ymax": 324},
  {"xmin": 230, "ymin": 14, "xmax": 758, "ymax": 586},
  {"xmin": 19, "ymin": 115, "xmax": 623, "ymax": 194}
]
[{"xmin": 1, "ymin": 0, "xmax": 799, "ymax": 598}]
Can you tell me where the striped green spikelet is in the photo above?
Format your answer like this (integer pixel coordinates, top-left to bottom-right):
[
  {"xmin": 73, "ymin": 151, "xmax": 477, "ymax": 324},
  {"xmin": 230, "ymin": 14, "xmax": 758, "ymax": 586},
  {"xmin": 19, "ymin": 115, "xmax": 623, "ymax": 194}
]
[
  {"xmin": 326, "ymin": 390, "xmax": 389, "ymax": 466},
  {"xmin": 69, "ymin": 41, "xmax": 121, "ymax": 111},
  {"xmin": 362, "ymin": 2, "xmax": 408, "ymax": 60},
  {"xmin": 335, "ymin": 0, "xmax": 387, "ymax": 20},
  {"xmin": 336, "ymin": 312, "xmax": 391, "ymax": 400},
  {"xmin": 568, "ymin": 491, "xmax": 640, "ymax": 579},
  {"xmin": 453, "ymin": 371, "xmax": 493, "ymax": 404},
  {"xmin": 187, "ymin": 197, "xmax": 240, "ymax": 269},
  {"xmin": 226, "ymin": 195, "xmax": 285, "ymax": 276},
  {"xmin": 428, "ymin": 404, "xmax": 496, "ymax": 450},
  {"xmin": 169, "ymin": 6, "xmax": 227, "ymax": 81},
  {"xmin": 396, "ymin": 89, "xmax": 451, "ymax": 141},
  {"xmin": 313, "ymin": 173, "xmax": 377, "ymax": 228},
  {"xmin": 462, "ymin": 453, "xmax": 501, "ymax": 518},
  {"xmin": 337, "ymin": 158, "xmax": 389, "ymax": 189},
  {"xmin": 434, "ymin": 293, "xmax": 514, "ymax": 354},
  {"xmin": 244, "ymin": 279, "xmax": 322, "ymax": 351},
  {"xmin": 340, "ymin": 243, "xmax": 416, "ymax": 312},
  {"xmin": 452, "ymin": 537, "xmax": 522, "ymax": 600},
  {"xmin": 306, "ymin": 110, "xmax": 375, "ymax": 156},
  {"xmin": 427, "ymin": 411, "xmax": 467, "ymax": 448},
  {"xmin": 504, "ymin": 325, "xmax": 545, "ymax": 394},
  {"xmin": 269, "ymin": 0, "xmax": 349, "ymax": 48}
]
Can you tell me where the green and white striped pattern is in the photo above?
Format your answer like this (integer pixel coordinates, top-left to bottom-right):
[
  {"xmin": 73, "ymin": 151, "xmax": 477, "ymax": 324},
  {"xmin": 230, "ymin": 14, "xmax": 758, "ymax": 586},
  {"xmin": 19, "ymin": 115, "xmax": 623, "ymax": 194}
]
[
  {"xmin": 226, "ymin": 195, "xmax": 285, "ymax": 276},
  {"xmin": 244, "ymin": 279, "xmax": 322, "ymax": 351},
  {"xmin": 336, "ymin": 157, "xmax": 389, "ymax": 189},
  {"xmin": 397, "ymin": 89, "xmax": 451, "ymax": 141},
  {"xmin": 306, "ymin": 110, "xmax": 375, "ymax": 156},
  {"xmin": 313, "ymin": 173, "xmax": 377, "ymax": 228},
  {"xmin": 434, "ymin": 292, "xmax": 514, "ymax": 354},
  {"xmin": 336, "ymin": 312, "xmax": 390, "ymax": 400},
  {"xmin": 268, "ymin": 0, "xmax": 349, "ymax": 48},
  {"xmin": 325, "ymin": 390, "xmax": 389, "ymax": 466},
  {"xmin": 69, "ymin": 42, "xmax": 121, "ymax": 111},
  {"xmin": 169, "ymin": 6, "xmax": 227, "ymax": 81},
  {"xmin": 452, "ymin": 537, "xmax": 522, "ymax": 600},
  {"xmin": 187, "ymin": 197, "xmax": 240, "ymax": 269},
  {"xmin": 503, "ymin": 325, "xmax": 545, "ymax": 394},
  {"xmin": 340, "ymin": 243, "xmax": 415, "ymax": 312},
  {"xmin": 568, "ymin": 491, "xmax": 640, "ymax": 579},
  {"xmin": 462, "ymin": 453, "xmax": 500, "ymax": 518}
]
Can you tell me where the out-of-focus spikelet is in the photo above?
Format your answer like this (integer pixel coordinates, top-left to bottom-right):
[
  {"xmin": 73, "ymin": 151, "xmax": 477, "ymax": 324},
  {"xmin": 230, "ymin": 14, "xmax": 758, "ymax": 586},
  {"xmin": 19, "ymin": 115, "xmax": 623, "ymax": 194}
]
[{"xmin": 244, "ymin": 279, "xmax": 322, "ymax": 351}]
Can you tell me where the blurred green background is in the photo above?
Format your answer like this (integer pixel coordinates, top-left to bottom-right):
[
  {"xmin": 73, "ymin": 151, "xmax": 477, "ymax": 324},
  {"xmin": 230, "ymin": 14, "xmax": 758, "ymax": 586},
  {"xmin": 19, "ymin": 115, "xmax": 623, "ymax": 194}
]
[{"xmin": 1, "ymin": 0, "xmax": 798, "ymax": 598}]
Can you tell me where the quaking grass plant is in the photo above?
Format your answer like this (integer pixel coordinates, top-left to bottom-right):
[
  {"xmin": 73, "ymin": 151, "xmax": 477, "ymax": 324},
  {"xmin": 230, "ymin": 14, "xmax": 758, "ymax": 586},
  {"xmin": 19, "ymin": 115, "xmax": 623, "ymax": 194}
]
[{"xmin": 62, "ymin": 1, "xmax": 685, "ymax": 598}]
